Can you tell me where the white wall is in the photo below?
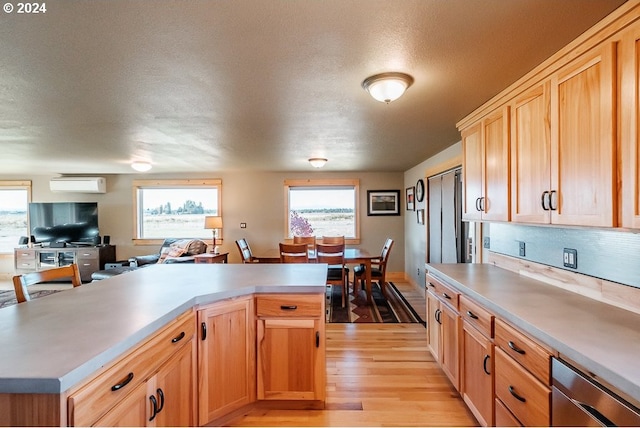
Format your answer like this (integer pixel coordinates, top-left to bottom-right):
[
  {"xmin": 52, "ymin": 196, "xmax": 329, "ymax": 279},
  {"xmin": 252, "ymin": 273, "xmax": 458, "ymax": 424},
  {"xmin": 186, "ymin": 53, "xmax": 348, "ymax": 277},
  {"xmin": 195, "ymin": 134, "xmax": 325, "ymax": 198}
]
[{"xmin": 403, "ymin": 142, "xmax": 462, "ymax": 287}]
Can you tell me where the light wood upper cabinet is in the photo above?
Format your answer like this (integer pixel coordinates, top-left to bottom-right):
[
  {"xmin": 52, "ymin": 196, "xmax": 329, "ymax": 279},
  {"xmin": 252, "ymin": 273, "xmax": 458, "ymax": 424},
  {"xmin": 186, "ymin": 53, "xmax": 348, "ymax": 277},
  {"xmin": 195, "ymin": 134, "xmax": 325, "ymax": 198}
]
[
  {"xmin": 549, "ymin": 43, "xmax": 616, "ymax": 227},
  {"xmin": 621, "ymin": 21, "xmax": 640, "ymax": 229},
  {"xmin": 510, "ymin": 83, "xmax": 551, "ymax": 224},
  {"xmin": 198, "ymin": 296, "xmax": 255, "ymax": 424},
  {"xmin": 462, "ymin": 107, "xmax": 510, "ymax": 222}
]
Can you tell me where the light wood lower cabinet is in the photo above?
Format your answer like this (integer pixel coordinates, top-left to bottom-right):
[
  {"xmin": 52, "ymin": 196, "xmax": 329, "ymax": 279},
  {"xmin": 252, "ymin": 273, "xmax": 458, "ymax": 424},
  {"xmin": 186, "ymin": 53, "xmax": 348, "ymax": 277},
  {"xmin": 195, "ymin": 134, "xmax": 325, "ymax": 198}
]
[
  {"xmin": 68, "ymin": 310, "xmax": 197, "ymax": 427},
  {"xmin": 197, "ymin": 296, "xmax": 255, "ymax": 424},
  {"xmin": 256, "ymin": 294, "xmax": 325, "ymax": 402}
]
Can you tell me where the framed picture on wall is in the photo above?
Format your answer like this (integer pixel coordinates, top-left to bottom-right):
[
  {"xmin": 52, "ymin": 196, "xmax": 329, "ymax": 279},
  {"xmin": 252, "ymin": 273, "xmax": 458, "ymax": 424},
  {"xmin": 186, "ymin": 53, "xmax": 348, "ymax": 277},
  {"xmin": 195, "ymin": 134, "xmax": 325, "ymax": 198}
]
[
  {"xmin": 367, "ymin": 190, "xmax": 401, "ymax": 216},
  {"xmin": 406, "ymin": 186, "xmax": 415, "ymax": 211}
]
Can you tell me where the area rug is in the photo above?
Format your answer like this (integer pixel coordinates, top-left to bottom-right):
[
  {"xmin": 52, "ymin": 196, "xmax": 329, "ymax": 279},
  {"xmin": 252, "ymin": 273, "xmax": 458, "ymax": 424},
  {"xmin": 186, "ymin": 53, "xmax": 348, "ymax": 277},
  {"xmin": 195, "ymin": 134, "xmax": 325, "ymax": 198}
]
[
  {"xmin": 0, "ymin": 289, "xmax": 61, "ymax": 309},
  {"xmin": 326, "ymin": 282, "xmax": 425, "ymax": 324}
]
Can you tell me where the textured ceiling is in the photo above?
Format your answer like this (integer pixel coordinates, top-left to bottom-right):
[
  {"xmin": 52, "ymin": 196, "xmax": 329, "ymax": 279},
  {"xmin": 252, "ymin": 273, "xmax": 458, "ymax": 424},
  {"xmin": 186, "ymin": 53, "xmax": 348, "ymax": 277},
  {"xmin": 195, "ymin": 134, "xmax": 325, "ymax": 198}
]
[{"xmin": 0, "ymin": 0, "xmax": 627, "ymax": 174}]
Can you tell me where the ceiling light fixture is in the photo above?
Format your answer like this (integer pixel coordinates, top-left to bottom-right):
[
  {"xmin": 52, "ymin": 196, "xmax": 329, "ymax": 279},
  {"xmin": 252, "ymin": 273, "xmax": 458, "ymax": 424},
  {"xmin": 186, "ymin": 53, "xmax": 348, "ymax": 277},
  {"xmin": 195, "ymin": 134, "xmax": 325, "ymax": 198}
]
[
  {"xmin": 131, "ymin": 161, "xmax": 152, "ymax": 172},
  {"xmin": 309, "ymin": 158, "xmax": 328, "ymax": 168},
  {"xmin": 362, "ymin": 72, "xmax": 414, "ymax": 103}
]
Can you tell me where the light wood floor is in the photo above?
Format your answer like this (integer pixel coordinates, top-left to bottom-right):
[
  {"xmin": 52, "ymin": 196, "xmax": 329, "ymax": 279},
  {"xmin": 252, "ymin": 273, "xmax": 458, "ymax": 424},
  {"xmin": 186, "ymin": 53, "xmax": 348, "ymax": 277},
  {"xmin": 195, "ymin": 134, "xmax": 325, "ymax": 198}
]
[{"xmin": 228, "ymin": 281, "xmax": 478, "ymax": 427}]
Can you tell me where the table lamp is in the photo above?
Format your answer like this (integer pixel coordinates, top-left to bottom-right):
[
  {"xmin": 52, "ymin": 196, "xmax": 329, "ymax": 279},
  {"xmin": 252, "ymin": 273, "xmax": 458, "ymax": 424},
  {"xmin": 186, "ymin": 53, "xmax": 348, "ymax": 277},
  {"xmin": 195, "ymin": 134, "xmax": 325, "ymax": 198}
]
[{"xmin": 204, "ymin": 216, "xmax": 223, "ymax": 254}]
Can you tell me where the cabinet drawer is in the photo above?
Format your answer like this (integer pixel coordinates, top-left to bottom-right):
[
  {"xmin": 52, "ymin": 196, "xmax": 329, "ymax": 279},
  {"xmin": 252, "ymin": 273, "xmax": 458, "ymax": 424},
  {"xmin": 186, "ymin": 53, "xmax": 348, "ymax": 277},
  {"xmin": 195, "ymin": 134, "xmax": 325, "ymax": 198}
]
[
  {"xmin": 68, "ymin": 310, "xmax": 195, "ymax": 426},
  {"xmin": 15, "ymin": 260, "xmax": 36, "ymax": 269},
  {"xmin": 15, "ymin": 250, "xmax": 36, "ymax": 260},
  {"xmin": 76, "ymin": 250, "xmax": 98, "ymax": 260},
  {"xmin": 460, "ymin": 295, "xmax": 494, "ymax": 338},
  {"xmin": 495, "ymin": 398, "xmax": 522, "ymax": 426},
  {"xmin": 256, "ymin": 294, "xmax": 323, "ymax": 317},
  {"xmin": 495, "ymin": 318, "xmax": 552, "ymax": 384},
  {"xmin": 495, "ymin": 347, "xmax": 550, "ymax": 427},
  {"xmin": 426, "ymin": 274, "xmax": 460, "ymax": 310}
]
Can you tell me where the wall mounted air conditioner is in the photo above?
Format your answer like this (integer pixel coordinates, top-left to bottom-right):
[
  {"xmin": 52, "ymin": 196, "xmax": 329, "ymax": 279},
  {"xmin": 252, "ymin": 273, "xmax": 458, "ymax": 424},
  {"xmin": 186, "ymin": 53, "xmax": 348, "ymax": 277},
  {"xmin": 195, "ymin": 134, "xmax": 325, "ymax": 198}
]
[{"xmin": 49, "ymin": 177, "xmax": 107, "ymax": 193}]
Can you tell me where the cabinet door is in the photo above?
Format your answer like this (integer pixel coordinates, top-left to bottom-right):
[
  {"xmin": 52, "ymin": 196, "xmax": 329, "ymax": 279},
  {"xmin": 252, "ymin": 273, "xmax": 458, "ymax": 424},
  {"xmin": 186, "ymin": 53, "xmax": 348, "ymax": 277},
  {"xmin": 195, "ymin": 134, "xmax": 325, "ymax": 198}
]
[
  {"xmin": 92, "ymin": 381, "xmax": 149, "ymax": 427},
  {"xmin": 462, "ymin": 122, "xmax": 483, "ymax": 221},
  {"xmin": 621, "ymin": 21, "xmax": 640, "ymax": 228},
  {"xmin": 198, "ymin": 297, "xmax": 254, "ymax": 424},
  {"xmin": 482, "ymin": 106, "xmax": 510, "ymax": 221},
  {"xmin": 550, "ymin": 43, "xmax": 616, "ymax": 227},
  {"xmin": 257, "ymin": 318, "xmax": 324, "ymax": 401},
  {"xmin": 150, "ymin": 341, "xmax": 197, "ymax": 427},
  {"xmin": 511, "ymin": 83, "xmax": 551, "ymax": 224},
  {"xmin": 440, "ymin": 302, "xmax": 460, "ymax": 391},
  {"xmin": 426, "ymin": 291, "xmax": 441, "ymax": 361},
  {"xmin": 461, "ymin": 321, "xmax": 494, "ymax": 427}
]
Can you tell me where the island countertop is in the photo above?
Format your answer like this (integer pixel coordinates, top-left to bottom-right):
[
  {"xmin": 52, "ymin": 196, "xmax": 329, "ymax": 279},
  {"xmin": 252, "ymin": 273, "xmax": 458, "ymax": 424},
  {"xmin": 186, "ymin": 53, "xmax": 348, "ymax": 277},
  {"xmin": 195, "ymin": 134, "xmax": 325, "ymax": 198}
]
[
  {"xmin": 0, "ymin": 263, "xmax": 327, "ymax": 394},
  {"xmin": 426, "ymin": 263, "xmax": 640, "ymax": 408}
]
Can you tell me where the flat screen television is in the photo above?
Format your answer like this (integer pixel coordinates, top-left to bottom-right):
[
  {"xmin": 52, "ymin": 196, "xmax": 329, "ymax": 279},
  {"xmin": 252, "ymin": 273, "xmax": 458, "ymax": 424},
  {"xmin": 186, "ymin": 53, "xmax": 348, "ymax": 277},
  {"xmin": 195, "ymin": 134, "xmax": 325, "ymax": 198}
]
[{"xmin": 29, "ymin": 202, "xmax": 99, "ymax": 245}]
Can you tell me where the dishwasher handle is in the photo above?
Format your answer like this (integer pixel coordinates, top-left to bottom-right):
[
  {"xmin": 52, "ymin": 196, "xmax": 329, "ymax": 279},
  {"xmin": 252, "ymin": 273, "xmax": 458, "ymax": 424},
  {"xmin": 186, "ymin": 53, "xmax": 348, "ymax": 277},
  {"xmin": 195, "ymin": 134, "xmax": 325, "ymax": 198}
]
[{"xmin": 570, "ymin": 398, "xmax": 616, "ymax": 427}]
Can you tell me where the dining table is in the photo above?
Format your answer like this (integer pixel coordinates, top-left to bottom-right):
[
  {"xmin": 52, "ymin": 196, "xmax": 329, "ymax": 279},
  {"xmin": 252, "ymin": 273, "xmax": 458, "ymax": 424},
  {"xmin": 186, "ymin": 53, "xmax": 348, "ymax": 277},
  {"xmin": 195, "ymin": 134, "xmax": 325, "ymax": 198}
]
[{"xmin": 255, "ymin": 247, "xmax": 378, "ymax": 305}]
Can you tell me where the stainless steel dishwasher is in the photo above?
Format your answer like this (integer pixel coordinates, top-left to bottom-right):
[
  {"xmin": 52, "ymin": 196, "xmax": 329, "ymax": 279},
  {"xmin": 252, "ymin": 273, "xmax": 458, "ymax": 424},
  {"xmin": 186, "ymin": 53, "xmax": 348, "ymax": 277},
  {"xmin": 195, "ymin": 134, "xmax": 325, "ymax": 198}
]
[{"xmin": 552, "ymin": 358, "xmax": 640, "ymax": 426}]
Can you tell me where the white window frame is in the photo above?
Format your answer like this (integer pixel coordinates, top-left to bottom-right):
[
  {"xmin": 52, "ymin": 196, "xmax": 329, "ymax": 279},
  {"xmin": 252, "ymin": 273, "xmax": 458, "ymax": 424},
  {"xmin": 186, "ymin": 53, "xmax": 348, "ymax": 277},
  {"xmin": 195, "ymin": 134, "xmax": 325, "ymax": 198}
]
[
  {"xmin": 133, "ymin": 179, "xmax": 222, "ymax": 245},
  {"xmin": 284, "ymin": 179, "xmax": 360, "ymax": 244},
  {"xmin": 0, "ymin": 180, "xmax": 32, "ymax": 254}
]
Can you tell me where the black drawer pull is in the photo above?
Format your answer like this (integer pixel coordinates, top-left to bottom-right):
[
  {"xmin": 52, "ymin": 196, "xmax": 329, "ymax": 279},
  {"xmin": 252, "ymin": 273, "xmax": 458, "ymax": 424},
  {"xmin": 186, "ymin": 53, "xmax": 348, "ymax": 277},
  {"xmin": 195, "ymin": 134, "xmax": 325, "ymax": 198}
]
[
  {"xmin": 280, "ymin": 305, "xmax": 297, "ymax": 310},
  {"xmin": 508, "ymin": 385, "xmax": 526, "ymax": 402},
  {"xmin": 111, "ymin": 372, "xmax": 134, "ymax": 391},
  {"xmin": 149, "ymin": 394, "xmax": 158, "ymax": 421},
  {"xmin": 171, "ymin": 331, "xmax": 186, "ymax": 343},
  {"xmin": 156, "ymin": 388, "xmax": 165, "ymax": 413},
  {"xmin": 483, "ymin": 355, "xmax": 491, "ymax": 375},
  {"xmin": 508, "ymin": 340, "xmax": 526, "ymax": 354},
  {"xmin": 316, "ymin": 331, "xmax": 320, "ymax": 348},
  {"xmin": 466, "ymin": 310, "xmax": 478, "ymax": 319},
  {"xmin": 442, "ymin": 293, "xmax": 451, "ymax": 300},
  {"xmin": 427, "ymin": 282, "xmax": 435, "ymax": 288},
  {"xmin": 201, "ymin": 322, "xmax": 207, "ymax": 340}
]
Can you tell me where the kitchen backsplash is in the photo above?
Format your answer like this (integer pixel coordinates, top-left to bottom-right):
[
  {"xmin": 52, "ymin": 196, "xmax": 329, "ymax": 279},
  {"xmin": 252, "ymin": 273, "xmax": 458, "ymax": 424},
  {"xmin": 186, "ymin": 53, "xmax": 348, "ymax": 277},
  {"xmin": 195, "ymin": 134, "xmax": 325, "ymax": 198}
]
[{"xmin": 487, "ymin": 223, "xmax": 640, "ymax": 289}]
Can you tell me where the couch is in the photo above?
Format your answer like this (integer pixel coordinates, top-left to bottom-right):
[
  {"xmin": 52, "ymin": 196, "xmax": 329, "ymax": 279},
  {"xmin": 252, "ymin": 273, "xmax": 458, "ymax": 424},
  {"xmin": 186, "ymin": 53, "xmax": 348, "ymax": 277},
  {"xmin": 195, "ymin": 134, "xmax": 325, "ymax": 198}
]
[{"xmin": 91, "ymin": 238, "xmax": 208, "ymax": 280}]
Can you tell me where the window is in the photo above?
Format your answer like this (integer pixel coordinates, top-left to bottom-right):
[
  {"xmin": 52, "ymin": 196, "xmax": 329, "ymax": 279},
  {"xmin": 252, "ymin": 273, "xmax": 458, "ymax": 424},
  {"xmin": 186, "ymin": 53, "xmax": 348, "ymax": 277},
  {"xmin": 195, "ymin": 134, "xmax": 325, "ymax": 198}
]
[
  {"xmin": 284, "ymin": 179, "xmax": 360, "ymax": 242},
  {"xmin": 0, "ymin": 181, "xmax": 31, "ymax": 253},
  {"xmin": 133, "ymin": 179, "xmax": 221, "ymax": 243}
]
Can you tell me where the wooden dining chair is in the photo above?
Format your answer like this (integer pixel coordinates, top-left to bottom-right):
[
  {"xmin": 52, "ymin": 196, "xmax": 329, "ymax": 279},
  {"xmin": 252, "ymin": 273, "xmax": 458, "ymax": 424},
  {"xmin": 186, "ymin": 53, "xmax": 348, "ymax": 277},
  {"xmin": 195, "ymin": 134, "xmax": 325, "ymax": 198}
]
[
  {"xmin": 12, "ymin": 263, "xmax": 82, "ymax": 303},
  {"xmin": 321, "ymin": 236, "xmax": 345, "ymax": 244},
  {"xmin": 316, "ymin": 243, "xmax": 348, "ymax": 308},
  {"xmin": 279, "ymin": 243, "xmax": 310, "ymax": 263},
  {"xmin": 293, "ymin": 235, "xmax": 316, "ymax": 252},
  {"xmin": 353, "ymin": 238, "xmax": 394, "ymax": 296},
  {"xmin": 236, "ymin": 238, "xmax": 258, "ymax": 263}
]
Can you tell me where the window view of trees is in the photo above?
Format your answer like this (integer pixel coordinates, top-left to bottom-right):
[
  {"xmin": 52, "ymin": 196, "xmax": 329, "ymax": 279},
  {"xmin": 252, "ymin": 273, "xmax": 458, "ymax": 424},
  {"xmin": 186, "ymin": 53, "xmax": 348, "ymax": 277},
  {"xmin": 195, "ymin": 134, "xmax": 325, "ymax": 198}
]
[{"xmin": 288, "ymin": 186, "xmax": 356, "ymax": 238}]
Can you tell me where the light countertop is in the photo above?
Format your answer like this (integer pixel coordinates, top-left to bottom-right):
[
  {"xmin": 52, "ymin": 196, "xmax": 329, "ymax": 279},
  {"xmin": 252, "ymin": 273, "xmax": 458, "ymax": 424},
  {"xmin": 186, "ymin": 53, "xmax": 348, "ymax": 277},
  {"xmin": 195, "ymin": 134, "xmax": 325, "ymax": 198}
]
[
  {"xmin": 0, "ymin": 263, "xmax": 327, "ymax": 394},
  {"xmin": 426, "ymin": 263, "xmax": 640, "ymax": 407}
]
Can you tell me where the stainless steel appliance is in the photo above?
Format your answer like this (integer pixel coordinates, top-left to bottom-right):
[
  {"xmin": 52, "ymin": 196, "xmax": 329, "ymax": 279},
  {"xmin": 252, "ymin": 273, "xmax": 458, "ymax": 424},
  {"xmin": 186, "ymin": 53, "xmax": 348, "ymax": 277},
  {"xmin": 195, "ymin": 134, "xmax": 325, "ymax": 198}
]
[{"xmin": 552, "ymin": 358, "xmax": 640, "ymax": 426}]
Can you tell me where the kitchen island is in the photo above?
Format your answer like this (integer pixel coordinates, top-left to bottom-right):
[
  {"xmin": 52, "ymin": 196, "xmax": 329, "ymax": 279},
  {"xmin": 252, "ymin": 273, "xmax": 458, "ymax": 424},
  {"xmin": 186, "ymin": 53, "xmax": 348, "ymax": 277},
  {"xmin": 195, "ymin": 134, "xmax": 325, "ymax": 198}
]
[
  {"xmin": 426, "ymin": 262, "xmax": 640, "ymax": 411},
  {"xmin": 0, "ymin": 263, "xmax": 328, "ymax": 426}
]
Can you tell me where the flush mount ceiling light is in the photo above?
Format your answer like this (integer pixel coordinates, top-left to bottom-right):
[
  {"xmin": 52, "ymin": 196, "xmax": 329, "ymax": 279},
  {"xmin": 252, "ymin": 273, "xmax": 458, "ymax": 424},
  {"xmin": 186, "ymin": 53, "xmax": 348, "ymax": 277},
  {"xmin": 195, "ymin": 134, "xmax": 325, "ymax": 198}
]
[
  {"xmin": 308, "ymin": 158, "xmax": 328, "ymax": 168},
  {"xmin": 131, "ymin": 161, "xmax": 152, "ymax": 172},
  {"xmin": 362, "ymin": 72, "xmax": 414, "ymax": 103}
]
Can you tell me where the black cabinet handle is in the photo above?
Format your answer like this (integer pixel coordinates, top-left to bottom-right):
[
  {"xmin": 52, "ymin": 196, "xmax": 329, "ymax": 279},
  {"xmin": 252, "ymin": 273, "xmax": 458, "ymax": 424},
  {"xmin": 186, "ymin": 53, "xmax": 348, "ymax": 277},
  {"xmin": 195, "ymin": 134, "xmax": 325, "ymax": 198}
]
[
  {"xmin": 111, "ymin": 372, "xmax": 134, "ymax": 391},
  {"xmin": 316, "ymin": 331, "xmax": 320, "ymax": 348},
  {"xmin": 280, "ymin": 305, "xmax": 297, "ymax": 310},
  {"xmin": 201, "ymin": 322, "xmax": 207, "ymax": 341},
  {"xmin": 480, "ymin": 197, "xmax": 485, "ymax": 212},
  {"xmin": 442, "ymin": 293, "xmax": 451, "ymax": 300},
  {"xmin": 475, "ymin": 197, "xmax": 481, "ymax": 211},
  {"xmin": 541, "ymin": 191, "xmax": 550, "ymax": 211},
  {"xmin": 427, "ymin": 282, "xmax": 435, "ymax": 288},
  {"xmin": 466, "ymin": 310, "xmax": 478, "ymax": 320},
  {"xmin": 171, "ymin": 331, "xmax": 185, "ymax": 343},
  {"xmin": 435, "ymin": 309, "xmax": 442, "ymax": 325},
  {"xmin": 149, "ymin": 394, "xmax": 158, "ymax": 421},
  {"xmin": 549, "ymin": 190, "xmax": 558, "ymax": 211},
  {"xmin": 156, "ymin": 388, "xmax": 165, "ymax": 413},
  {"xmin": 483, "ymin": 355, "xmax": 491, "ymax": 375},
  {"xmin": 508, "ymin": 385, "xmax": 527, "ymax": 402},
  {"xmin": 508, "ymin": 340, "xmax": 526, "ymax": 354}
]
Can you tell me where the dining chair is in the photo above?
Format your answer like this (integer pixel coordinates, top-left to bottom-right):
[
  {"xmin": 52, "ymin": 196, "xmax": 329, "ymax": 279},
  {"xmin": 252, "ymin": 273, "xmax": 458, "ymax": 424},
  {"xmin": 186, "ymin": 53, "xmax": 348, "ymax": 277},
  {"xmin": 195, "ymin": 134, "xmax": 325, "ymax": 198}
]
[
  {"xmin": 321, "ymin": 236, "xmax": 345, "ymax": 244},
  {"xmin": 236, "ymin": 238, "xmax": 258, "ymax": 263},
  {"xmin": 12, "ymin": 263, "xmax": 82, "ymax": 303},
  {"xmin": 279, "ymin": 243, "xmax": 310, "ymax": 263},
  {"xmin": 316, "ymin": 243, "xmax": 348, "ymax": 308},
  {"xmin": 353, "ymin": 238, "xmax": 394, "ymax": 296},
  {"xmin": 293, "ymin": 235, "xmax": 316, "ymax": 252}
]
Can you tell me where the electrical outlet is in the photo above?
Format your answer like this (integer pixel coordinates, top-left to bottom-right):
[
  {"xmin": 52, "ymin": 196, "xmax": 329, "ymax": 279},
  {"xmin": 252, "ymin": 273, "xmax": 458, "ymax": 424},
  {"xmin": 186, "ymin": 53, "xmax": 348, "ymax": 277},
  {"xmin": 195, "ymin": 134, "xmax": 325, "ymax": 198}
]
[
  {"xmin": 519, "ymin": 241, "xmax": 526, "ymax": 257},
  {"xmin": 483, "ymin": 237, "xmax": 490, "ymax": 249},
  {"xmin": 563, "ymin": 248, "xmax": 578, "ymax": 269},
  {"xmin": 240, "ymin": 222, "xmax": 247, "ymax": 228}
]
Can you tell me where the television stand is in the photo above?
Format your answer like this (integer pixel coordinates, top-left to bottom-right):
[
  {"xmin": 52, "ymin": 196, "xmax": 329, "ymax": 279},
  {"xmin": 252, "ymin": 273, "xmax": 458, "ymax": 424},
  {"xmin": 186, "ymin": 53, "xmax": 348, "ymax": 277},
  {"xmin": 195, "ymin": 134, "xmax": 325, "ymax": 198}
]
[{"xmin": 14, "ymin": 245, "xmax": 116, "ymax": 283}]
